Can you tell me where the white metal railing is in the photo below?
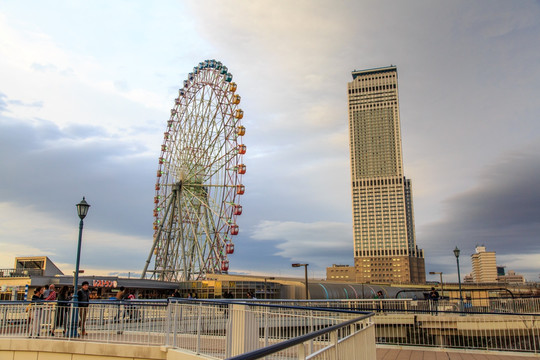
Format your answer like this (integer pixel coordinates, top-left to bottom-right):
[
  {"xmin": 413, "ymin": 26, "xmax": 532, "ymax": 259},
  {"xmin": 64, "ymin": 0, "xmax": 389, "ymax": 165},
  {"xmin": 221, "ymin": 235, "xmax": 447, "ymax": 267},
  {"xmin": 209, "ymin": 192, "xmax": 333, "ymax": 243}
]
[
  {"xmin": 247, "ymin": 298, "xmax": 540, "ymax": 314},
  {"xmin": 2, "ymin": 299, "xmax": 539, "ymax": 356},
  {"xmin": 237, "ymin": 299, "xmax": 540, "ymax": 354},
  {"xmin": 0, "ymin": 300, "xmax": 374, "ymax": 360},
  {"xmin": 374, "ymin": 312, "xmax": 540, "ymax": 353}
]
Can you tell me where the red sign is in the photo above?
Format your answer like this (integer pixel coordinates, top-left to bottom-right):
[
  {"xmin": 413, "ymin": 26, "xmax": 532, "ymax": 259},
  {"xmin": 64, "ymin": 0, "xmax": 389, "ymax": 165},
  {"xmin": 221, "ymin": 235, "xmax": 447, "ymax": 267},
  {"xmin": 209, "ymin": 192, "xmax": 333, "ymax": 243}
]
[{"xmin": 92, "ymin": 280, "xmax": 118, "ymax": 288}]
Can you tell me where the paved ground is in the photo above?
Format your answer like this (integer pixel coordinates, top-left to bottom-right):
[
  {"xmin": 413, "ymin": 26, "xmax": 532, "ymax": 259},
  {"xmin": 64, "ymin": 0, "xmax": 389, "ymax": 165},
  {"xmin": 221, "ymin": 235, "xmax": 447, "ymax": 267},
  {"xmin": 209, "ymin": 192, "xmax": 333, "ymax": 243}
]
[{"xmin": 377, "ymin": 347, "xmax": 540, "ymax": 359}]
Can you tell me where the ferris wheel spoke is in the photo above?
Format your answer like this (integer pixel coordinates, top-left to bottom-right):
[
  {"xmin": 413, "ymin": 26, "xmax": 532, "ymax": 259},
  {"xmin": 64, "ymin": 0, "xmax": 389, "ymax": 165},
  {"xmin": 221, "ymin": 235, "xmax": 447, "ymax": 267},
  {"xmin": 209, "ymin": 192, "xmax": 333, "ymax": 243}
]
[
  {"xmin": 183, "ymin": 199, "xmax": 209, "ymax": 278},
  {"xmin": 182, "ymin": 186, "xmax": 229, "ymax": 225},
  {"xmin": 183, "ymin": 189, "xmax": 222, "ymax": 268}
]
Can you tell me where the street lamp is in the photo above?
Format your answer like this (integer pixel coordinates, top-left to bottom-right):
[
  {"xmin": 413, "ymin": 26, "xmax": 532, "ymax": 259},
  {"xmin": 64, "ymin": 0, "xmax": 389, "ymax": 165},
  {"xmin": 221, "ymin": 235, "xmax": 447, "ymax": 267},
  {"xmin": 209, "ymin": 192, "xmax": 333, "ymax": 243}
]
[
  {"xmin": 70, "ymin": 197, "xmax": 90, "ymax": 337},
  {"xmin": 73, "ymin": 197, "xmax": 90, "ymax": 300},
  {"xmin": 453, "ymin": 246, "xmax": 464, "ymax": 311},
  {"xmin": 429, "ymin": 271, "xmax": 444, "ymax": 298},
  {"xmin": 292, "ymin": 263, "xmax": 309, "ymax": 300}
]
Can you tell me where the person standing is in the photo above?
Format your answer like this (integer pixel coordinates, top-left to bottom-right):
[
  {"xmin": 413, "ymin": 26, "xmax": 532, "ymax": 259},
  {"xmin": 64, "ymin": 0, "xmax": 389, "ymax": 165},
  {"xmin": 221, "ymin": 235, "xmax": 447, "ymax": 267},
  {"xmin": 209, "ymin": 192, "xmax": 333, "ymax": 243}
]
[
  {"xmin": 375, "ymin": 290, "xmax": 384, "ymax": 312},
  {"xmin": 28, "ymin": 286, "xmax": 44, "ymax": 337},
  {"xmin": 42, "ymin": 285, "xmax": 50, "ymax": 299},
  {"xmin": 55, "ymin": 286, "xmax": 69, "ymax": 335},
  {"xmin": 114, "ymin": 287, "xmax": 127, "ymax": 321},
  {"xmin": 429, "ymin": 287, "xmax": 440, "ymax": 315},
  {"xmin": 116, "ymin": 286, "xmax": 126, "ymax": 300},
  {"xmin": 77, "ymin": 281, "xmax": 90, "ymax": 336},
  {"xmin": 43, "ymin": 284, "xmax": 57, "ymax": 336},
  {"xmin": 44, "ymin": 284, "xmax": 56, "ymax": 300}
]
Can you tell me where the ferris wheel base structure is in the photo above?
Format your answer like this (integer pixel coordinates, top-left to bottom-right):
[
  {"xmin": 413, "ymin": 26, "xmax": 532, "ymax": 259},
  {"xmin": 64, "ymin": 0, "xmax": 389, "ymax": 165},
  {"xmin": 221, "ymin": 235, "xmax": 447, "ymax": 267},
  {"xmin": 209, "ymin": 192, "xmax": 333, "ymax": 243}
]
[{"xmin": 141, "ymin": 59, "xmax": 247, "ymax": 282}]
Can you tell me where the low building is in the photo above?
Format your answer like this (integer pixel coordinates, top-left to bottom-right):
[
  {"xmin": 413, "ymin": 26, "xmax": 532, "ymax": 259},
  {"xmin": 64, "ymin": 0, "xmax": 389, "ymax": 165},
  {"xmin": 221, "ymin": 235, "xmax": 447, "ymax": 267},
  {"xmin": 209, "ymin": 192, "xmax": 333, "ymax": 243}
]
[
  {"xmin": 326, "ymin": 264, "xmax": 355, "ymax": 282},
  {"xmin": 498, "ymin": 270, "xmax": 525, "ymax": 284},
  {"xmin": 0, "ymin": 256, "xmax": 178, "ymax": 300}
]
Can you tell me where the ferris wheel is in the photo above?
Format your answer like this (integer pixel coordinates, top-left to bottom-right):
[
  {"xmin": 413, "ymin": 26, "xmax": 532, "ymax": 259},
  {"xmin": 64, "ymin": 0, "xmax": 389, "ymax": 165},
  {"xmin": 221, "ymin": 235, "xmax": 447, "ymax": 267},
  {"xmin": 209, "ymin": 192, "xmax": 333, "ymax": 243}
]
[{"xmin": 142, "ymin": 59, "xmax": 246, "ymax": 282}]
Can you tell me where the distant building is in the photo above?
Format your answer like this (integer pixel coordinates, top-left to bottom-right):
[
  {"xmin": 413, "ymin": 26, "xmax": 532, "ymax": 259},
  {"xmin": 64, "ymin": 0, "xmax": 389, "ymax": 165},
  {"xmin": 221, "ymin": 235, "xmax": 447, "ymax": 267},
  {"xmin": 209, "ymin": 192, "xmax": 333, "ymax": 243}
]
[
  {"xmin": 347, "ymin": 66, "xmax": 425, "ymax": 284},
  {"xmin": 498, "ymin": 270, "xmax": 525, "ymax": 284},
  {"xmin": 468, "ymin": 247, "xmax": 526, "ymax": 284},
  {"xmin": 0, "ymin": 256, "xmax": 178, "ymax": 301},
  {"xmin": 471, "ymin": 245, "xmax": 497, "ymax": 283},
  {"xmin": 326, "ymin": 264, "xmax": 355, "ymax": 281},
  {"xmin": 463, "ymin": 273, "xmax": 474, "ymax": 284}
]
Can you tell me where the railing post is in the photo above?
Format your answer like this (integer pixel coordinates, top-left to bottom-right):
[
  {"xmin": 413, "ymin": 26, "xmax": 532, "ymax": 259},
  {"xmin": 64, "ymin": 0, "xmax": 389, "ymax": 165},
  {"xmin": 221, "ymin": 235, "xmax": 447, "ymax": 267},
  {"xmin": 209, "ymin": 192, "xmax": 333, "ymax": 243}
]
[
  {"xmin": 264, "ymin": 306, "xmax": 269, "ymax": 347},
  {"xmin": 172, "ymin": 302, "xmax": 178, "ymax": 348},
  {"xmin": 196, "ymin": 302, "xmax": 202, "ymax": 354},
  {"xmin": 309, "ymin": 310, "xmax": 314, "ymax": 355},
  {"xmin": 165, "ymin": 301, "xmax": 172, "ymax": 346},
  {"xmin": 68, "ymin": 300, "xmax": 79, "ymax": 338},
  {"xmin": 297, "ymin": 342, "xmax": 306, "ymax": 360},
  {"xmin": 331, "ymin": 329, "xmax": 338, "ymax": 359}
]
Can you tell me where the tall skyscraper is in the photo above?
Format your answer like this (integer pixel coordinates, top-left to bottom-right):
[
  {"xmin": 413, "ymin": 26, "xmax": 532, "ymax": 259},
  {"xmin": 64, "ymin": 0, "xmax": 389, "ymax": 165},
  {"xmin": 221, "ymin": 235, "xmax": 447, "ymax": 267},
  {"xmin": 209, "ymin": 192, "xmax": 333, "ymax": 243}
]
[{"xmin": 347, "ymin": 66, "xmax": 425, "ymax": 284}]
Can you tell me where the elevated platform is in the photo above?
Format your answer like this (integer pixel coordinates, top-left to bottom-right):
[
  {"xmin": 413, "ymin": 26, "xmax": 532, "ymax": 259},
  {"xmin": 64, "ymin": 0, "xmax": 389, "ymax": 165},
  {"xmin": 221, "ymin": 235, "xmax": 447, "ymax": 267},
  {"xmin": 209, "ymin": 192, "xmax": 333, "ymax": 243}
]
[{"xmin": 377, "ymin": 346, "xmax": 540, "ymax": 359}]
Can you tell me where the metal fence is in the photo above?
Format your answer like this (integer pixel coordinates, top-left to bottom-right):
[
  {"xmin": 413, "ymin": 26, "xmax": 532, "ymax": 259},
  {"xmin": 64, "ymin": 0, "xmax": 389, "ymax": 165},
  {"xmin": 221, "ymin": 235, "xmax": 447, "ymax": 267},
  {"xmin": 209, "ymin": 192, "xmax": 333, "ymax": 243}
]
[
  {"xmin": 2, "ymin": 298, "xmax": 539, "ymax": 356},
  {"xmin": 248, "ymin": 298, "xmax": 540, "ymax": 315},
  {"xmin": 374, "ymin": 312, "xmax": 540, "ymax": 353},
  {"xmin": 0, "ymin": 300, "xmax": 375, "ymax": 360},
  {"xmin": 236, "ymin": 299, "xmax": 540, "ymax": 354}
]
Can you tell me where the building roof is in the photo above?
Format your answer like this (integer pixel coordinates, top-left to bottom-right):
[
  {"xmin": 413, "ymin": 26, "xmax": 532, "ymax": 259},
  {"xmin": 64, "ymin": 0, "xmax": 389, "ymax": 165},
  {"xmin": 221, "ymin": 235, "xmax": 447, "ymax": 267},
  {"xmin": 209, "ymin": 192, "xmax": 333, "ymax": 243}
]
[{"xmin": 351, "ymin": 65, "xmax": 397, "ymax": 79}]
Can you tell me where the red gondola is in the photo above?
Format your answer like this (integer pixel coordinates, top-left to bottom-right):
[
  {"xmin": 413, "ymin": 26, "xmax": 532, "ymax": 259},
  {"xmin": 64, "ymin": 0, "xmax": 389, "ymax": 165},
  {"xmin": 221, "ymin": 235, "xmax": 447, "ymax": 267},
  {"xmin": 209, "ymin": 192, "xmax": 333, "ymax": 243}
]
[
  {"xmin": 237, "ymin": 144, "xmax": 246, "ymax": 154},
  {"xmin": 236, "ymin": 185, "xmax": 245, "ymax": 195},
  {"xmin": 221, "ymin": 260, "xmax": 229, "ymax": 271},
  {"xmin": 226, "ymin": 243, "xmax": 234, "ymax": 254},
  {"xmin": 230, "ymin": 224, "xmax": 239, "ymax": 235},
  {"xmin": 233, "ymin": 205, "xmax": 243, "ymax": 216}
]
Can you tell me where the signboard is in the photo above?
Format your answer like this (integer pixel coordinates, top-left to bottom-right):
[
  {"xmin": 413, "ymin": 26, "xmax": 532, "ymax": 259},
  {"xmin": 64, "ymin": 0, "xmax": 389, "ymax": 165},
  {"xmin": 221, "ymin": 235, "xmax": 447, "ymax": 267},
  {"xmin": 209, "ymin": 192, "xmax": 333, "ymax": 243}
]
[{"xmin": 92, "ymin": 280, "xmax": 118, "ymax": 288}]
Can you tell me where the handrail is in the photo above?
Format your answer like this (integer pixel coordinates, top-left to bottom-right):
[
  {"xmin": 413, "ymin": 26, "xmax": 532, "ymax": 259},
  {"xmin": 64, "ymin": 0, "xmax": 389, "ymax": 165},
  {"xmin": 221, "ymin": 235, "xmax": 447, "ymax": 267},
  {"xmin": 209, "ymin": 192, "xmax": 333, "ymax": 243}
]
[
  {"xmin": 225, "ymin": 312, "xmax": 373, "ymax": 360},
  {"xmin": 170, "ymin": 298, "xmax": 375, "ymax": 315}
]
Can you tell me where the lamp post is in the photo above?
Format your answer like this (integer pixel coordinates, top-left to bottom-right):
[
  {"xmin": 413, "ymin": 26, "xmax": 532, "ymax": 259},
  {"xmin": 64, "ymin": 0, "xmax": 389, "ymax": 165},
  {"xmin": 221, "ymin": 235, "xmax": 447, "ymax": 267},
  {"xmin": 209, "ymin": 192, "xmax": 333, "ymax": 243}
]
[
  {"xmin": 292, "ymin": 263, "xmax": 309, "ymax": 300},
  {"xmin": 429, "ymin": 271, "xmax": 444, "ymax": 298},
  {"xmin": 263, "ymin": 277, "xmax": 275, "ymax": 299},
  {"xmin": 453, "ymin": 246, "xmax": 464, "ymax": 312},
  {"xmin": 70, "ymin": 197, "xmax": 90, "ymax": 337}
]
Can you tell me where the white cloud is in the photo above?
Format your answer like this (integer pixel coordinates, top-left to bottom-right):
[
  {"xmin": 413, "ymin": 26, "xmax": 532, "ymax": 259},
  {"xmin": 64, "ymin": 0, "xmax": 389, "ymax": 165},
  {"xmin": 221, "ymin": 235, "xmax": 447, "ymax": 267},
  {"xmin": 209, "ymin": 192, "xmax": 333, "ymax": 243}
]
[
  {"xmin": 251, "ymin": 220, "xmax": 352, "ymax": 263},
  {"xmin": 0, "ymin": 202, "xmax": 150, "ymax": 272}
]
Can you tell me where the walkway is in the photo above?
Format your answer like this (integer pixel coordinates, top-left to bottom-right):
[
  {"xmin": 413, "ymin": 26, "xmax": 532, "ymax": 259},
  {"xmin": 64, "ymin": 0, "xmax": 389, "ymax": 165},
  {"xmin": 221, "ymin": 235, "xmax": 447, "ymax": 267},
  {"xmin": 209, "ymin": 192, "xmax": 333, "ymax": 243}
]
[{"xmin": 377, "ymin": 347, "xmax": 540, "ymax": 359}]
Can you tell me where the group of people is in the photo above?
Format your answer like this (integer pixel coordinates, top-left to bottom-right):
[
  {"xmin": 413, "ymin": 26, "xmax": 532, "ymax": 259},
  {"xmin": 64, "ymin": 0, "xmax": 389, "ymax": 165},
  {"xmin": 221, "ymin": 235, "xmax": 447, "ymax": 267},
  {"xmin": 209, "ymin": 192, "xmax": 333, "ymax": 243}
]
[
  {"xmin": 28, "ymin": 283, "xmax": 75, "ymax": 337},
  {"xmin": 27, "ymin": 281, "xmax": 91, "ymax": 337}
]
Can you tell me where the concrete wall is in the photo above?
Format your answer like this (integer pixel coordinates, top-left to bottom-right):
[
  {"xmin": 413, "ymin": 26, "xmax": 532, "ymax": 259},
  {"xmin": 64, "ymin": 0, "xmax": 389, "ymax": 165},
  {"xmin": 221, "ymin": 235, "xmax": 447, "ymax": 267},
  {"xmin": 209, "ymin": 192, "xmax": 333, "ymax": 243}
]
[{"xmin": 0, "ymin": 339, "xmax": 212, "ymax": 360}]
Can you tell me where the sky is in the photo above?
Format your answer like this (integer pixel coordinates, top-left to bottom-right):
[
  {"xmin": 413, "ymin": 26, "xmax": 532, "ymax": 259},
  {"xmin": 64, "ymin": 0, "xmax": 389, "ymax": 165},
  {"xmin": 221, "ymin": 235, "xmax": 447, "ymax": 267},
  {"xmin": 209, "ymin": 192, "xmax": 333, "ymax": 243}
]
[{"xmin": 1, "ymin": 1, "xmax": 540, "ymax": 283}]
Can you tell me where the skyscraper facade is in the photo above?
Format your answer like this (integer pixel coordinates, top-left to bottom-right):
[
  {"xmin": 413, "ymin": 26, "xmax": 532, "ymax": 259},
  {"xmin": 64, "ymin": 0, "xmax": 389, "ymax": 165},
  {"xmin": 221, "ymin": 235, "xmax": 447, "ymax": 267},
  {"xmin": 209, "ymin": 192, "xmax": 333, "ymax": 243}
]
[
  {"xmin": 471, "ymin": 245, "xmax": 497, "ymax": 283},
  {"xmin": 347, "ymin": 66, "xmax": 425, "ymax": 284}
]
